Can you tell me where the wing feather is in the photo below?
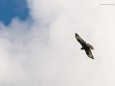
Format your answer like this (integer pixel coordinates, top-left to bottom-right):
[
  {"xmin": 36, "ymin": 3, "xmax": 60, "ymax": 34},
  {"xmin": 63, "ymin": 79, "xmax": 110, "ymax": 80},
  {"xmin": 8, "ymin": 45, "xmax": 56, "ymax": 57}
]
[
  {"xmin": 85, "ymin": 50, "xmax": 94, "ymax": 59},
  {"xmin": 75, "ymin": 33, "xmax": 86, "ymax": 46}
]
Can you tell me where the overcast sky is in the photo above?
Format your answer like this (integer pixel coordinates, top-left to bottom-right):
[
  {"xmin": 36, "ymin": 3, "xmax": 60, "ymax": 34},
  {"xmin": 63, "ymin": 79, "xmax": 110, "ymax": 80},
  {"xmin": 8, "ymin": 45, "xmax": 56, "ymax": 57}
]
[{"xmin": 0, "ymin": 0, "xmax": 115, "ymax": 86}]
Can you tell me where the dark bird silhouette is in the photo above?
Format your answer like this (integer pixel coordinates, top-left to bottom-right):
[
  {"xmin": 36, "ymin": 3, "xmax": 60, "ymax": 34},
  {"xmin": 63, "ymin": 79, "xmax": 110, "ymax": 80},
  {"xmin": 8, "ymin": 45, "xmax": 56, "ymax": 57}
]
[{"xmin": 75, "ymin": 33, "xmax": 94, "ymax": 59}]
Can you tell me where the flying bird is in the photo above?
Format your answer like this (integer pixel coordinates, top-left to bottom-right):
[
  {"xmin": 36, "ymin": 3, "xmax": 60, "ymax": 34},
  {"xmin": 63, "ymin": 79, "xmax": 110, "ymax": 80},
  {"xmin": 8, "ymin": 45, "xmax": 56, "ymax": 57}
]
[{"xmin": 75, "ymin": 33, "xmax": 94, "ymax": 59}]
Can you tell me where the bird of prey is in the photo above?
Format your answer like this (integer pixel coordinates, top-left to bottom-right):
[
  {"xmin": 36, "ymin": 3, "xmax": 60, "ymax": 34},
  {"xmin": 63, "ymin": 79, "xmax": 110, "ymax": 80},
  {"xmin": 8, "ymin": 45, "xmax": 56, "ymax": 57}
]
[{"xmin": 75, "ymin": 33, "xmax": 94, "ymax": 59}]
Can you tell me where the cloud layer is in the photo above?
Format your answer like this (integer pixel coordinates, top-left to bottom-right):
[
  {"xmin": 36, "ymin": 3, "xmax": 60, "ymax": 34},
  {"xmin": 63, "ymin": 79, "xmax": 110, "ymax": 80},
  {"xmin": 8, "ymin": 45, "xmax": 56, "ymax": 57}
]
[{"xmin": 0, "ymin": 0, "xmax": 115, "ymax": 86}]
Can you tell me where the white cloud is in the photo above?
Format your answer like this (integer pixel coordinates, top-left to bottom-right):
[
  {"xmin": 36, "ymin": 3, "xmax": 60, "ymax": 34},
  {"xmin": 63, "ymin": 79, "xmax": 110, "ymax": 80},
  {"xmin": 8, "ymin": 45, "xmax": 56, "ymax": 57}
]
[{"xmin": 0, "ymin": 0, "xmax": 115, "ymax": 86}]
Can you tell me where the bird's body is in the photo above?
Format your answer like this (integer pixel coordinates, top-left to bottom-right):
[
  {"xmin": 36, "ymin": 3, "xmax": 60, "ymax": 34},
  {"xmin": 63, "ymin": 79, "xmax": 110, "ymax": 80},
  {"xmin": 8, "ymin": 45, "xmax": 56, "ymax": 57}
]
[{"xmin": 75, "ymin": 33, "xmax": 94, "ymax": 59}]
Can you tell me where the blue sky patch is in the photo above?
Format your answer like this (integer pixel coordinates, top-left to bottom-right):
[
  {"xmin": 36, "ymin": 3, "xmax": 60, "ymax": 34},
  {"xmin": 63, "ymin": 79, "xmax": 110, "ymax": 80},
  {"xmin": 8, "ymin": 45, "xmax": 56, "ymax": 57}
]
[{"xmin": 0, "ymin": 0, "xmax": 29, "ymax": 25}]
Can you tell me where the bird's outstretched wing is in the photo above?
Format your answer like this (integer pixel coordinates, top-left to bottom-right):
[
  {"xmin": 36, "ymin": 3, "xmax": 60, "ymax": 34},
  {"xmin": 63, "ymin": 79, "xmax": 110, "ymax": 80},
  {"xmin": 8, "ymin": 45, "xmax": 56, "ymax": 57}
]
[
  {"xmin": 85, "ymin": 50, "xmax": 94, "ymax": 59},
  {"xmin": 75, "ymin": 33, "xmax": 86, "ymax": 46}
]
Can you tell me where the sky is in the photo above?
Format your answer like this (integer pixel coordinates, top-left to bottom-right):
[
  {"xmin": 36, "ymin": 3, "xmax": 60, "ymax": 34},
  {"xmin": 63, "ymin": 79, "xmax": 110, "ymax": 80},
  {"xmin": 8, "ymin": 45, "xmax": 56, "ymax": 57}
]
[
  {"xmin": 0, "ymin": 0, "xmax": 115, "ymax": 86},
  {"xmin": 0, "ymin": 0, "xmax": 29, "ymax": 25}
]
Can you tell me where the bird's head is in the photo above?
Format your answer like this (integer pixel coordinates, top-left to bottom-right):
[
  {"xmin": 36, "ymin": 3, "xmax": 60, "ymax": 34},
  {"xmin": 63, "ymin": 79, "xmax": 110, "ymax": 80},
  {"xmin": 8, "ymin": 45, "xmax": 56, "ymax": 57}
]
[{"xmin": 81, "ymin": 47, "xmax": 84, "ymax": 50}]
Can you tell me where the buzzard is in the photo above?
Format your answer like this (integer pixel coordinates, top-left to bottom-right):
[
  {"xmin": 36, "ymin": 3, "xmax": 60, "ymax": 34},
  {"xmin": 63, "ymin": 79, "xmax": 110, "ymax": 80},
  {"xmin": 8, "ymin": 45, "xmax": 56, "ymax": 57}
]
[{"xmin": 75, "ymin": 33, "xmax": 94, "ymax": 59}]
